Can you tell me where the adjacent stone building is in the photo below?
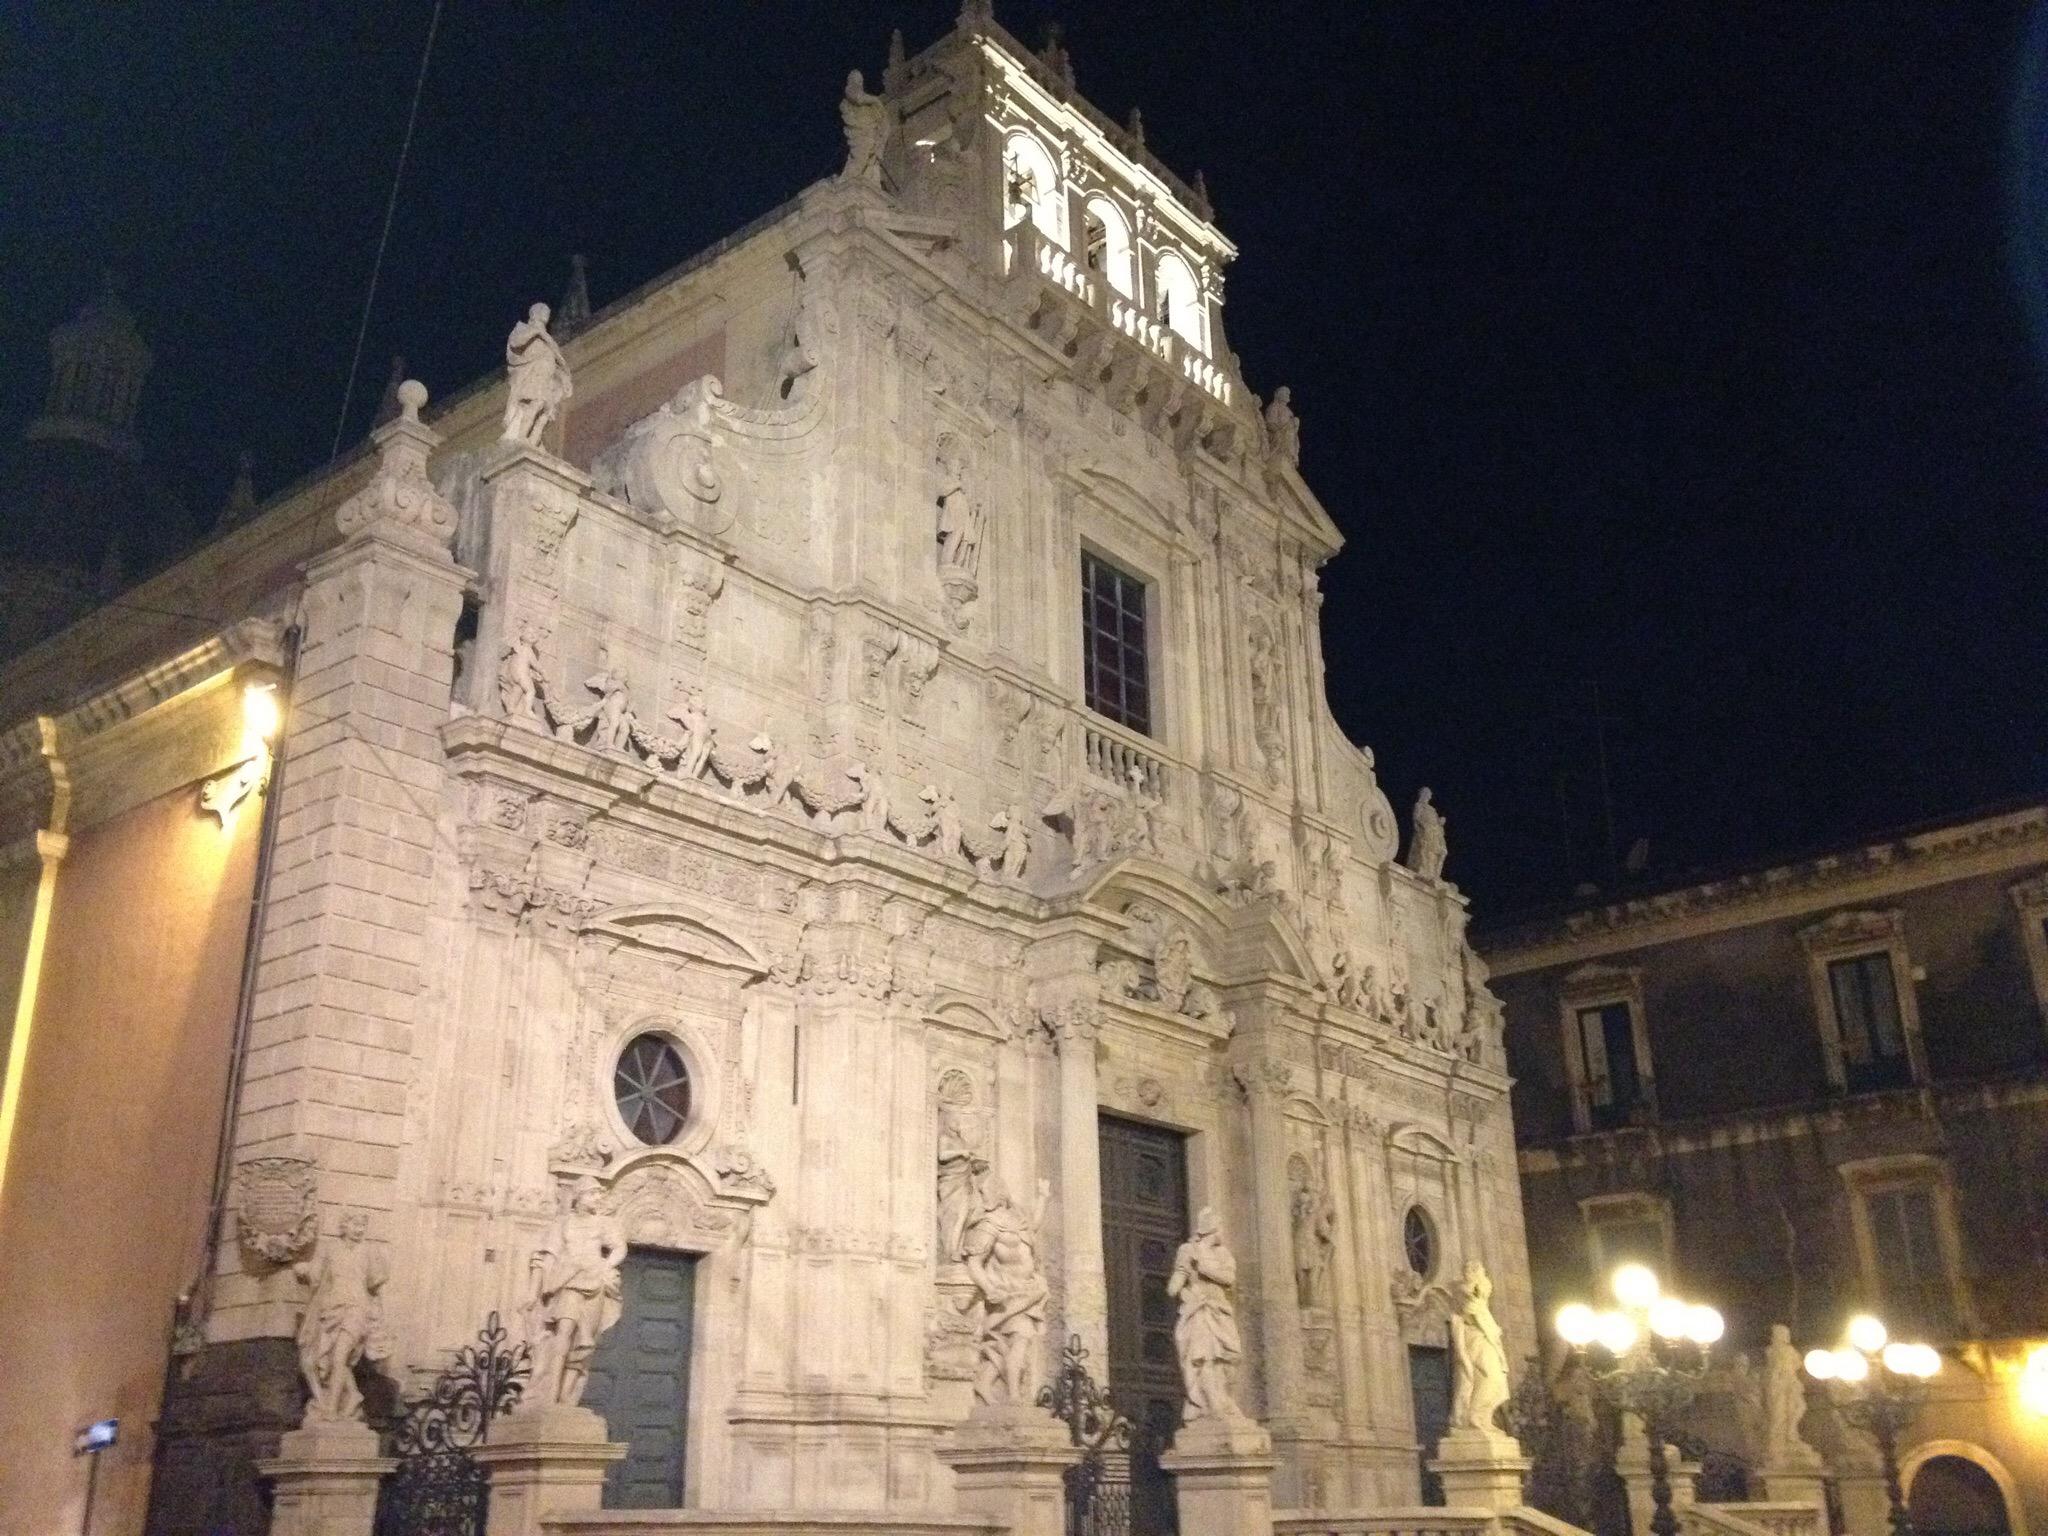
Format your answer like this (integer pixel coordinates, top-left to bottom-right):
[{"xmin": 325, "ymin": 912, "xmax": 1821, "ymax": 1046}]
[
  {"xmin": 0, "ymin": 10, "xmax": 1533, "ymax": 1536},
  {"xmin": 1484, "ymin": 803, "xmax": 2048, "ymax": 1536}
]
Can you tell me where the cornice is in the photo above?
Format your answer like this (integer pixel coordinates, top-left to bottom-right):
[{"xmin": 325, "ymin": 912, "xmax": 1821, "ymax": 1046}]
[{"xmin": 1485, "ymin": 807, "xmax": 2048, "ymax": 975}]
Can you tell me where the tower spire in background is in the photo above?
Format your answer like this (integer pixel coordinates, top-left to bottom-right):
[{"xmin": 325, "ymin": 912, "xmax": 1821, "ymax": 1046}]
[{"xmin": 26, "ymin": 270, "xmax": 153, "ymax": 458}]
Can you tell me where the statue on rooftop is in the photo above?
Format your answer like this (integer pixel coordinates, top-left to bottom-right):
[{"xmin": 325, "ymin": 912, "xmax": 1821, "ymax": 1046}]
[
  {"xmin": 503, "ymin": 302, "xmax": 572, "ymax": 447},
  {"xmin": 840, "ymin": 71, "xmax": 889, "ymax": 188},
  {"xmin": 1405, "ymin": 787, "xmax": 1448, "ymax": 882},
  {"xmin": 1263, "ymin": 385, "xmax": 1300, "ymax": 468}
]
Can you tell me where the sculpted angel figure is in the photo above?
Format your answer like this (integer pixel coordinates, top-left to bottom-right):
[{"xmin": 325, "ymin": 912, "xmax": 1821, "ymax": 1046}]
[
  {"xmin": 503, "ymin": 302, "xmax": 572, "ymax": 446},
  {"xmin": 839, "ymin": 70, "xmax": 889, "ymax": 187},
  {"xmin": 1168, "ymin": 1206, "xmax": 1245, "ymax": 1422},
  {"xmin": 498, "ymin": 625, "xmax": 547, "ymax": 730},
  {"xmin": 1450, "ymin": 1259, "xmax": 1512, "ymax": 1434},
  {"xmin": 293, "ymin": 1212, "xmax": 389, "ymax": 1423},
  {"xmin": 527, "ymin": 1181, "xmax": 627, "ymax": 1406},
  {"xmin": 585, "ymin": 667, "xmax": 635, "ymax": 754},
  {"xmin": 964, "ymin": 1177, "xmax": 1051, "ymax": 1404}
]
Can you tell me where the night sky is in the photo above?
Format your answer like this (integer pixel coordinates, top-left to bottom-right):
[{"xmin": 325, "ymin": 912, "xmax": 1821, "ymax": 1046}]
[{"xmin": 6, "ymin": 1, "xmax": 2047, "ymax": 913}]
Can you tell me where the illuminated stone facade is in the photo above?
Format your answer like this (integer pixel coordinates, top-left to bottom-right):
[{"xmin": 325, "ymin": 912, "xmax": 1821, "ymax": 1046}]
[{"xmin": 0, "ymin": 11, "xmax": 1532, "ymax": 1533}]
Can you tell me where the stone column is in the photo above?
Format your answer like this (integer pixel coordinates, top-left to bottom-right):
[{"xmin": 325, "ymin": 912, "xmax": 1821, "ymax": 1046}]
[
  {"xmin": 1049, "ymin": 997, "xmax": 1108, "ymax": 1363},
  {"xmin": 939, "ymin": 1403, "xmax": 1080, "ymax": 1536},
  {"xmin": 1160, "ymin": 1414, "xmax": 1278, "ymax": 1536},
  {"xmin": 257, "ymin": 1422, "xmax": 395, "ymax": 1536},
  {"xmin": 471, "ymin": 1404, "xmax": 626, "ymax": 1536}
]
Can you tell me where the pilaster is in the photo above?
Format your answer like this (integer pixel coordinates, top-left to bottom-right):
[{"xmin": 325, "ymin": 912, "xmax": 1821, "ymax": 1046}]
[{"xmin": 214, "ymin": 381, "xmax": 469, "ymax": 1340}]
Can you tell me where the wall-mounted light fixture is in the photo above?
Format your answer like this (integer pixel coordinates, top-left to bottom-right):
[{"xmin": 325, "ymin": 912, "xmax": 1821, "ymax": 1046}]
[{"xmin": 199, "ymin": 678, "xmax": 284, "ymax": 830}]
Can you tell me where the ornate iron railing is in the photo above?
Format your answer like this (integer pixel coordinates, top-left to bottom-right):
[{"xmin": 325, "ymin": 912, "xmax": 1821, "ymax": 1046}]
[
  {"xmin": 1038, "ymin": 1335, "xmax": 1140, "ymax": 1536},
  {"xmin": 374, "ymin": 1312, "xmax": 531, "ymax": 1536}
]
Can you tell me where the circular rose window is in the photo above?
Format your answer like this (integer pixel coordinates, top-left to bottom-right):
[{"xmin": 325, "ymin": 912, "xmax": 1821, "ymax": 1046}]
[
  {"xmin": 1403, "ymin": 1204, "xmax": 1437, "ymax": 1280},
  {"xmin": 613, "ymin": 1033, "xmax": 691, "ymax": 1145}
]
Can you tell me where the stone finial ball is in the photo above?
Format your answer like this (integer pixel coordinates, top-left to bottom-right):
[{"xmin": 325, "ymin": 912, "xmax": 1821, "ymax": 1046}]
[{"xmin": 397, "ymin": 379, "xmax": 428, "ymax": 416}]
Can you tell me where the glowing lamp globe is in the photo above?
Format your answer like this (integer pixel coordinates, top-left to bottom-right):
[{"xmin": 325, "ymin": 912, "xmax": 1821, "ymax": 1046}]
[
  {"xmin": 243, "ymin": 682, "xmax": 282, "ymax": 743},
  {"xmin": 1595, "ymin": 1310, "xmax": 1640, "ymax": 1356},
  {"xmin": 1834, "ymin": 1348, "xmax": 1870, "ymax": 1383},
  {"xmin": 1557, "ymin": 1303, "xmax": 1599, "ymax": 1348},
  {"xmin": 1685, "ymin": 1305, "xmax": 1725, "ymax": 1346},
  {"xmin": 1804, "ymin": 1348, "xmax": 1839, "ymax": 1380},
  {"xmin": 1647, "ymin": 1296, "xmax": 1688, "ymax": 1339},
  {"xmin": 1847, "ymin": 1314, "xmax": 1888, "ymax": 1355},
  {"xmin": 2019, "ymin": 1346, "xmax": 2048, "ymax": 1415},
  {"xmin": 1612, "ymin": 1263, "xmax": 1660, "ymax": 1310}
]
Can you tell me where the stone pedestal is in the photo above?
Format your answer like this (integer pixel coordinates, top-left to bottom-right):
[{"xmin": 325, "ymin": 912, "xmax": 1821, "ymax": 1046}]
[
  {"xmin": 1158, "ymin": 1413, "xmax": 1277, "ymax": 1536},
  {"xmin": 939, "ymin": 1402, "xmax": 1080, "ymax": 1536},
  {"xmin": 1617, "ymin": 1421, "xmax": 1698, "ymax": 1536},
  {"xmin": 1756, "ymin": 1456, "xmax": 1831, "ymax": 1524},
  {"xmin": 471, "ymin": 1405, "xmax": 626, "ymax": 1536},
  {"xmin": 257, "ymin": 1420, "xmax": 396, "ymax": 1536},
  {"xmin": 1832, "ymin": 1468, "xmax": 1894, "ymax": 1536},
  {"xmin": 1428, "ymin": 1426, "xmax": 1531, "ymax": 1512}
]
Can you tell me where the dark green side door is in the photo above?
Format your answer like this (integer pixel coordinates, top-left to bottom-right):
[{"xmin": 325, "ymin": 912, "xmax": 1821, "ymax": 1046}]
[{"xmin": 583, "ymin": 1247, "xmax": 695, "ymax": 1507}]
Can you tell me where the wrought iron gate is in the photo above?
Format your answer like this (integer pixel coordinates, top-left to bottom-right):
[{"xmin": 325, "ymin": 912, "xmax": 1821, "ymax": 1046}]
[
  {"xmin": 1039, "ymin": 1335, "xmax": 1137, "ymax": 1536},
  {"xmin": 373, "ymin": 1313, "xmax": 531, "ymax": 1536}
]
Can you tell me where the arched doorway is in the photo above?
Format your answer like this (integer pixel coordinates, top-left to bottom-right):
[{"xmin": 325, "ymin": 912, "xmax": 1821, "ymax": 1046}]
[{"xmin": 1909, "ymin": 1455, "xmax": 2013, "ymax": 1536}]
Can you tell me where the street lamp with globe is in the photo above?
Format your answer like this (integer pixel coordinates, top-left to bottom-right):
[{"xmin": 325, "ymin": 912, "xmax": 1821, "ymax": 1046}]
[
  {"xmin": 1802, "ymin": 1314, "xmax": 1941, "ymax": 1536},
  {"xmin": 1555, "ymin": 1263, "xmax": 1725, "ymax": 1536}
]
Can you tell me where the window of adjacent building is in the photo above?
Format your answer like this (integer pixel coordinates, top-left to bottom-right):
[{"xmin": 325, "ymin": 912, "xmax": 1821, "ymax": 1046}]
[
  {"xmin": 1826, "ymin": 950, "xmax": 1913, "ymax": 1093},
  {"xmin": 1002, "ymin": 132, "xmax": 1065, "ymax": 247},
  {"xmin": 1864, "ymin": 1185, "xmax": 1952, "ymax": 1334},
  {"xmin": 1154, "ymin": 251, "xmax": 1205, "ymax": 353},
  {"xmin": 614, "ymin": 1033, "xmax": 691, "ymax": 1146},
  {"xmin": 1081, "ymin": 549, "xmax": 1152, "ymax": 735},
  {"xmin": 1841, "ymin": 1156, "xmax": 1970, "ymax": 1343},
  {"xmin": 1575, "ymin": 1001, "xmax": 1646, "ymax": 1130},
  {"xmin": 1082, "ymin": 196, "xmax": 1134, "ymax": 297},
  {"xmin": 1582, "ymin": 1192, "xmax": 1674, "ymax": 1280}
]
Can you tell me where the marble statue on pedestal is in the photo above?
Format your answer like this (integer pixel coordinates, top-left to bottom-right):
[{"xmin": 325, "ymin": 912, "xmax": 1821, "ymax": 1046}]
[
  {"xmin": 963, "ymin": 1177, "xmax": 1050, "ymax": 1404},
  {"xmin": 526, "ymin": 1181, "xmax": 626, "ymax": 1407},
  {"xmin": 1763, "ymin": 1323, "xmax": 1820, "ymax": 1467},
  {"xmin": 1168, "ymin": 1207, "xmax": 1245, "ymax": 1422},
  {"xmin": 1262, "ymin": 386, "xmax": 1300, "ymax": 468},
  {"xmin": 292, "ymin": 1212, "xmax": 389, "ymax": 1424},
  {"xmin": 1405, "ymin": 787, "xmax": 1448, "ymax": 882},
  {"xmin": 840, "ymin": 71, "xmax": 889, "ymax": 187},
  {"xmin": 1450, "ymin": 1259, "xmax": 1511, "ymax": 1434},
  {"xmin": 503, "ymin": 302, "xmax": 572, "ymax": 446}
]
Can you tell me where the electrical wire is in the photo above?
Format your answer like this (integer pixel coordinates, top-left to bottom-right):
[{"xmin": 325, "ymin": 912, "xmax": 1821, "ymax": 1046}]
[{"xmin": 328, "ymin": 0, "xmax": 444, "ymax": 463}]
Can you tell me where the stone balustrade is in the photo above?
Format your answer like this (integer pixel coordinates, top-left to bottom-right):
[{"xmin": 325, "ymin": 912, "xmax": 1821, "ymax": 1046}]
[
  {"xmin": 1681, "ymin": 1502, "xmax": 1822, "ymax": 1536},
  {"xmin": 1082, "ymin": 718, "xmax": 1170, "ymax": 800},
  {"xmin": 1005, "ymin": 223, "xmax": 1235, "ymax": 407},
  {"xmin": 1273, "ymin": 1507, "xmax": 1503, "ymax": 1536},
  {"xmin": 541, "ymin": 1516, "xmax": 1004, "ymax": 1536}
]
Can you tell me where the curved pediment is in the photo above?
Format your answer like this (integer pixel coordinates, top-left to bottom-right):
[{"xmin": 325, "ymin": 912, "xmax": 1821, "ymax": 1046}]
[
  {"xmin": 1386, "ymin": 1121, "xmax": 1463, "ymax": 1163},
  {"xmin": 1078, "ymin": 859, "xmax": 1318, "ymax": 984},
  {"xmin": 582, "ymin": 901, "xmax": 768, "ymax": 977}
]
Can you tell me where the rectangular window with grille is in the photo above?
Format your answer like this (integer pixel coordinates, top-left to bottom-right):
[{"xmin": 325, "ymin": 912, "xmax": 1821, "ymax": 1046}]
[
  {"xmin": 1081, "ymin": 550, "xmax": 1152, "ymax": 736},
  {"xmin": 1827, "ymin": 951, "xmax": 1912, "ymax": 1092},
  {"xmin": 1576, "ymin": 1001, "xmax": 1645, "ymax": 1129},
  {"xmin": 1865, "ymin": 1185, "xmax": 1954, "ymax": 1336}
]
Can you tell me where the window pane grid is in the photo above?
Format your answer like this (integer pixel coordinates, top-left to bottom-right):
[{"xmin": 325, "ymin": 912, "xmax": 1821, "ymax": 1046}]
[{"xmin": 1082, "ymin": 551, "xmax": 1152, "ymax": 735}]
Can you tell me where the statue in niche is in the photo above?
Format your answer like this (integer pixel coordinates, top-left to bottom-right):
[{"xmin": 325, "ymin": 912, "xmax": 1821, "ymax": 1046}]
[
  {"xmin": 934, "ymin": 435, "xmax": 984, "ymax": 578},
  {"xmin": 1450, "ymin": 1259, "xmax": 1512, "ymax": 1435},
  {"xmin": 935, "ymin": 1101, "xmax": 991, "ymax": 1262},
  {"xmin": 293, "ymin": 1212, "xmax": 389, "ymax": 1424},
  {"xmin": 1405, "ymin": 787, "xmax": 1448, "ymax": 882},
  {"xmin": 1262, "ymin": 385, "xmax": 1300, "ymax": 468},
  {"xmin": 1762, "ymin": 1322, "xmax": 1820, "ymax": 1466},
  {"xmin": 839, "ymin": 70, "xmax": 889, "ymax": 187},
  {"xmin": 526, "ymin": 1181, "xmax": 626, "ymax": 1407},
  {"xmin": 922, "ymin": 784, "xmax": 964, "ymax": 860},
  {"xmin": 1154, "ymin": 928, "xmax": 1195, "ymax": 1013},
  {"xmin": 1329, "ymin": 946, "xmax": 1362, "ymax": 1010},
  {"xmin": 502, "ymin": 302, "xmax": 572, "ymax": 446},
  {"xmin": 1247, "ymin": 623, "xmax": 1286, "ymax": 775},
  {"xmin": 1168, "ymin": 1206, "xmax": 1246, "ymax": 1422},
  {"xmin": 964, "ymin": 1177, "xmax": 1051, "ymax": 1404},
  {"xmin": 1290, "ymin": 1165, "xmax": 1337, "ymax": 1308}
]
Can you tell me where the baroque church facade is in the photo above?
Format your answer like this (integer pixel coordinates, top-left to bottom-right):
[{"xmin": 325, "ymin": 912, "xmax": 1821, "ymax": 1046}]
[{"xmin": 0, "ymin": 10, "xmax": 1532, "ymax": 1534}]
